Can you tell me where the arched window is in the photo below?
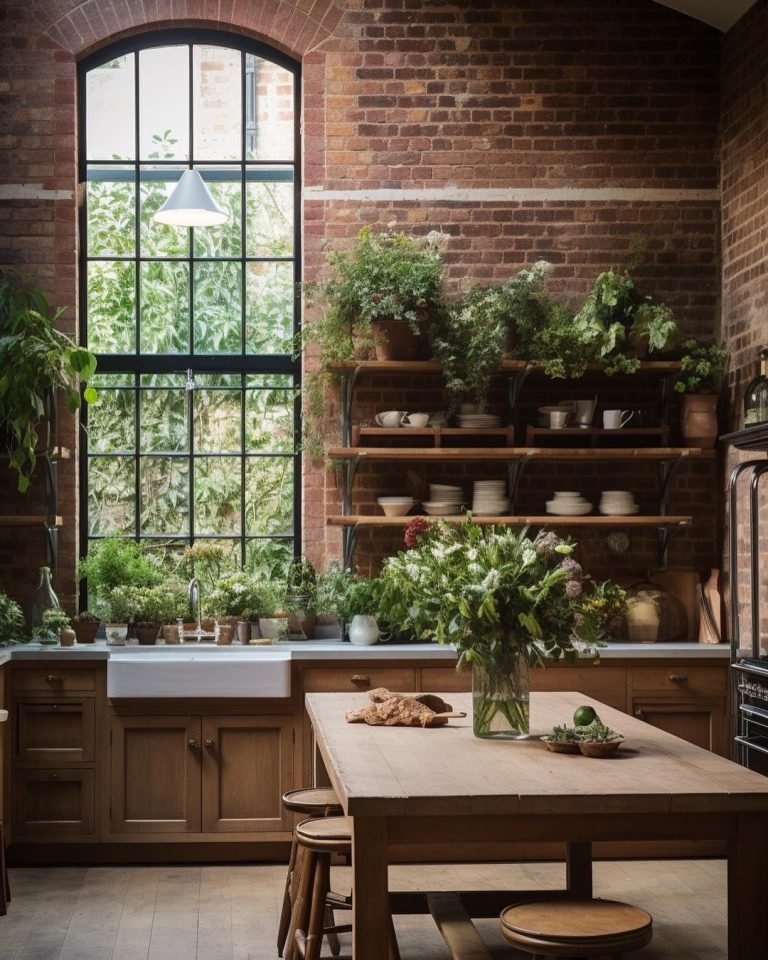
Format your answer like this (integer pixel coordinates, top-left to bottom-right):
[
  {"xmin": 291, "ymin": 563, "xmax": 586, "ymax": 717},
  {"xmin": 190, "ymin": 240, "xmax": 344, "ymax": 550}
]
[{"xmin": 79, "ymin": 30, "xmax": 300, "ymax": 572}]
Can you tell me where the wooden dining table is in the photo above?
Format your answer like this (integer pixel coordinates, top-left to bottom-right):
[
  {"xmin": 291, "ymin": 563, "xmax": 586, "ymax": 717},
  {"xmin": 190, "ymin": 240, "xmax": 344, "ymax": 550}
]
[{"xmin": 306, "ymin": 690, "xmax": 768, "ymax": 960}]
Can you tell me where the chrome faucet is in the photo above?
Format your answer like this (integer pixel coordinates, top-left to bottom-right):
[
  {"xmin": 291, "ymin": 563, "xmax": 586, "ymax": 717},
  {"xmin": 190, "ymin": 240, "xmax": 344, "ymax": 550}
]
[{"xmin": 176, "ymin": 578, "xmax": 218, "ymax": 643}]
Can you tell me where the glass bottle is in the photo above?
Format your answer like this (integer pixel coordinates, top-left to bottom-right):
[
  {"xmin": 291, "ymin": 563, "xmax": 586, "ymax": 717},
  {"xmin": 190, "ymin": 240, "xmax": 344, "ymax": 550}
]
[
  {"xmin": 26, "ymin": 565, "xmax": 60, "ymax": 627},
  {"xmin": 744, "ymin": 346, "xmax": 768, "ymax": 427}
]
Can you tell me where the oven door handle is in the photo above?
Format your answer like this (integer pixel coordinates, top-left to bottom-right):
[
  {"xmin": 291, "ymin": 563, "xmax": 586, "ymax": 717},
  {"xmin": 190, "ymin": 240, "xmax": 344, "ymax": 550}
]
[
  {"xmin": 735, "ymin": 735, "xmax": 768, "ymax": 758},
  {"xmin": 740, "ymin": 703, "xmax": 768, "ymax": 722}
]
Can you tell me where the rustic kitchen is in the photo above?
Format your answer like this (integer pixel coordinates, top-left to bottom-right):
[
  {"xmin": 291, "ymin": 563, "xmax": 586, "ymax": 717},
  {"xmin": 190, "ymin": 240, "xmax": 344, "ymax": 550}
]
[{"xmin": 2, "ymin": 1, "xmax": 768, "ymax": 958}]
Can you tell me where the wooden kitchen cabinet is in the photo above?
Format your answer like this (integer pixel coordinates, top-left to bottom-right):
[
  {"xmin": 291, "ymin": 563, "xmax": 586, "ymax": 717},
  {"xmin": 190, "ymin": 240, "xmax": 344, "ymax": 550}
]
[
  {"xmin": 108, "ymin": 712, "xmax": 294, "ymax": 839},
  {"xmin": 12, "ymin": 768, "xmax": 95, "ymax": 840},
  {"xmin": 16, "ymin": 698, "xmax": 95, "ymax": 764}
]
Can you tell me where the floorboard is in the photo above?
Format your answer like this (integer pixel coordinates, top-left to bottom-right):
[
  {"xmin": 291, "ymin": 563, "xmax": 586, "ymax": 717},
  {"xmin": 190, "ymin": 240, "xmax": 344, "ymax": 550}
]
[{"xmin": 0, "ymin": 859, "xmax": 727, "ymax": 959}]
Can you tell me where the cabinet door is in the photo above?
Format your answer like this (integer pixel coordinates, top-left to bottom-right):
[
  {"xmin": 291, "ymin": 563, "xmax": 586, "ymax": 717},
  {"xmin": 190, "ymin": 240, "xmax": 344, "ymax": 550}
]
[
  {"xmin": 632, "ymin": 698, "xmax": 727, "ymax": 755},
  {"xmin": 13, "ymin": 769, "xmax": 95, "ymax": 840},
  {"xmin": 201, "ymin": 716, "xmax": 293, "ymax": 834},
  {"xmin": 109, "ymin": 716, "xmax": 201, "ymax": 835},
  {"xmin": 16, "ymin": 699, "xmax": 95, "ymax": 764}
]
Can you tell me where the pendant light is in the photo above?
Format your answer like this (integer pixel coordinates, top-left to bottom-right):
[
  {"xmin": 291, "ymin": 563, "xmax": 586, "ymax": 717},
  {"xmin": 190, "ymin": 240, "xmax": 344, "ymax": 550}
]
[{"xmin": 154, "ymin": 169, "xmax": 228, "ymax": 227}]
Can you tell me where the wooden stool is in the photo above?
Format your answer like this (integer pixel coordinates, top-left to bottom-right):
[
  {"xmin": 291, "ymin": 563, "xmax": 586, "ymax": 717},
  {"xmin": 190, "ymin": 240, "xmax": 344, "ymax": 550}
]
[
  {"xmin": 500, "ymin": 899, "xmax": 653, "ymax": 958},
  {"xmin": 290, "ymin": 816, "xmax": 401, "ymax": 960},
  {"xmin": 278, "ymin": 789, "xmax": 343, "ymax": 958}
]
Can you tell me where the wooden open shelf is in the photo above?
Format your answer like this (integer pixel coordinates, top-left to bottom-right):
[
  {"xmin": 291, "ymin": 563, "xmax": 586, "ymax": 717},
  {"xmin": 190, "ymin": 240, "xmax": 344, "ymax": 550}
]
[
  {"xmin": 525, "ymin": 426, "xmax": 670, "ymax": 446},
  {"xmin": 0, "ymin": 516, "xmax": 63, "ymax": 527},
  {"xmin": 328, "ymin": 514, "xmax": 692, "ymax": 528},
  {"xmin": 327, "ymin": 359, "xmax": 683, "ymax": 376},
  {"xmin": 353, "ymin": 425, "xmax": 514, "ymax": 446},
  {"xmin": 328, "ymin": 446, "xmax": 714, "ymax": 462}
]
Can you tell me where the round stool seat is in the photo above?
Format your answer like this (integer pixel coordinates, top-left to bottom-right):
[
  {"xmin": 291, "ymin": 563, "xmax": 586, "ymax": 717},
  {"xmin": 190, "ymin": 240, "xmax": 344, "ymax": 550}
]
[
  {"xmin": 500, "ymin": 899, "xmax": 653, "ymax": 957},
  {"xmin": 282, "ymin": 787, "xmax": 342, "ymax": 816},
  {"xmin": 296, "ymin": 816, "xmax": 351, "ymax": 852}
]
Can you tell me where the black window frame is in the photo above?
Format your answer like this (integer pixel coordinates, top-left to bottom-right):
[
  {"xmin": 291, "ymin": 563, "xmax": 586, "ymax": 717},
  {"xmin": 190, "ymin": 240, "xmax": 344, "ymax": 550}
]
[{"xmin": 77, "ymin": 28, "xmax": 302, "ymax": 578}]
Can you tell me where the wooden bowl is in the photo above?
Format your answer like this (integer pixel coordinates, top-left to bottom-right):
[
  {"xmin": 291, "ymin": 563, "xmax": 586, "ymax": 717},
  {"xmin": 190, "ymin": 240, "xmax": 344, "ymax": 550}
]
[
  {"xmin": 542, "ymin": 739, "xmax": 580, "ymax": 754},
  {"xmin": 578, "ymin": 740, "xmax": 623, "ymax": 758}
]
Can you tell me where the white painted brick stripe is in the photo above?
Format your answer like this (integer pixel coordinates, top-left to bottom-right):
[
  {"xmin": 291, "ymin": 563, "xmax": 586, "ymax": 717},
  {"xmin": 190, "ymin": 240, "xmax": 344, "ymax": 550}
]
[
  {"xmin": 0, "ymin": 184, "xmax": 74, "ymax": 201},
  {"xmin": 304, "ymin": 186, "xmax": 720, "ymax": 203}
]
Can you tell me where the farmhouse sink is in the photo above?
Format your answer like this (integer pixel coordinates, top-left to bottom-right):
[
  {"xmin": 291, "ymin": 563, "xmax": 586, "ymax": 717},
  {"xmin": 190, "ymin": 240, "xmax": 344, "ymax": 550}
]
[{"xmin": 107, "ymin": 650, "xmax": 291, "ymax": 698}]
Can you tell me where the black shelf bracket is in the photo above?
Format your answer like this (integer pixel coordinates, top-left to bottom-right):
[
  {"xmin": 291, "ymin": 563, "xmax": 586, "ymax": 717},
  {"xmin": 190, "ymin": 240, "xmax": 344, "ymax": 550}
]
[
  {"xmin": 335, "ymin": 454, "xmax": 365, "ymax": 515},
  {"xmin": 656, "ymin": 521, "xmax": 686, "ymax": 570},
  {"xmin": 507, "ymin": 455, "xmax": 530, "ymax": 513},
  {"xmin": 657, "ymin": 455, "xmax": 688, "ymax": 515},
  {"xmin": 342, "ymin": 523, "xmax": 360, "ymax": 569},
  {"xmin": 339, "ymin": 367, "xmax": 363, "ymax": 448},
  {"xmin": 507, "ymin": 367, "xmax": 533, "ymax": 444}
]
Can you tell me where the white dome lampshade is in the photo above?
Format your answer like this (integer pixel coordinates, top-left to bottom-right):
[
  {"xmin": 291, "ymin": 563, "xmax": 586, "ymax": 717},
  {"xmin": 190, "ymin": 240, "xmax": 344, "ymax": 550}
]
[{"xmin": 154, "ymin": 170, "xmax": 228, "ymax": 227}]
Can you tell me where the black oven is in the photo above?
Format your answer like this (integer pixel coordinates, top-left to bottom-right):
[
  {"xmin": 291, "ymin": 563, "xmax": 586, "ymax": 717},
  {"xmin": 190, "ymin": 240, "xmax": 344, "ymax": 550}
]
[{"xmin": 733, "ymin": 660, "xmax": 768, "ymax": 776}]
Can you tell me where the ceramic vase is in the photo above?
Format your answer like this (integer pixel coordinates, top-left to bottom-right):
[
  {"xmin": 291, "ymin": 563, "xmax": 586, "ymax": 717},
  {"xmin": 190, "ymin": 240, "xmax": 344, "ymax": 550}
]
[
  {"xmin": 471, "ymin": 647, "xmax": 530, "ymax": 739},
  {"xmin": 681, "ymin": 393, "xmax": 718, "ymax": 448},
  {"xmin": 348, "ymin": 614, "xmax": 380, "ymax": 646}
]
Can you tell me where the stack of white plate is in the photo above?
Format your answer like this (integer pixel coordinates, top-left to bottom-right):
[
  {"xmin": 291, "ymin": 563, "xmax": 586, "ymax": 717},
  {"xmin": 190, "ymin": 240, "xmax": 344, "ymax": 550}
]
[
  {"xmin": 545, "ymin": 491, "xmax": 593, "ymax": 516},
  {"xmin": 599, "ymin": 490, "xmax": 638, "ymax": 516},
  {"xmin": 457, "ymin": 412, "xmax": 502, "ymax": 429},
  {"xmin": 377, "ymin": 496, "xmax": 416, "ymax": 517},
  {"xmin": 423, "ymin": 484, "xmax": 464, "ymax": 516},
  {"xmin": 472, "ymin": 480, "xmax": 510, "ymax": 516}
]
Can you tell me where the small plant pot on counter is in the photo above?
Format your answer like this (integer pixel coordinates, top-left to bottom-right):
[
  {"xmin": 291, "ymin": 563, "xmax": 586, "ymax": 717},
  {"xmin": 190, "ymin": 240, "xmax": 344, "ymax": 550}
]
[
  {"xmin": 236, "ymin": 620, "xmax": 257, "ymax": 644},
  {"xmin": 105, "ymin": 623, "xmax": 128, "ymax": 645},
  {"xmin": 135, "ymin": 621, "xmax": 160, "ymax": 645},
  {"xmin": 72, "ymin": 618, "xmax": 99, "ymax": 644},
  {"xmin": 59, "ymin": 626, "xmax": 77, "ymax": 647},
  {"xmin": 258, "ymin": 616, "xmax": 289, "ymax": 640},
  {"xmin": 217, "ymin": 622, "xmax": 235, "ymax": 645},
  {"xmin": 161, "ymin": 624, "xmax": 180, "ymax": 644}
]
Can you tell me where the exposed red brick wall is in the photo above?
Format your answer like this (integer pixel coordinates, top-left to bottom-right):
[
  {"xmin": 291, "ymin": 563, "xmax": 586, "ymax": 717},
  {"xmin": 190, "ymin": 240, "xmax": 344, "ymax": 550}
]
[
  {"xmin": 0, "ymin": 0, "xmax": 724, "ymax": 611},
  {"xmin": 721, "ymin": 0, "xmax": 768, "ymax": 654}
]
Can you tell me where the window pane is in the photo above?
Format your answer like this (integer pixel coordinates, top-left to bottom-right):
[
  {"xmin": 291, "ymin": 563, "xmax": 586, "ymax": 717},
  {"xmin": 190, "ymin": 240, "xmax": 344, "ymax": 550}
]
[
  {"xmin": 141, "ymin": 457, "xmax": 190, "ymax": 535},
  {"xmin": 86, "ymin": 54, "xmax": 135, "ymax": 161},
  {"xmin": 87, "ymin": 261, "xmax": 136, "ymax": 353},
  {"xmin": 139, "ymin": 46, "xmax": 189, "ymax": 160},
  {"xmin": 193, "ymin": 261, "xmax": 242, "ymax": 353},
  {"xmin": 246, "ymin": 177, "xmax": 294, "ymax": 257},
  {"xmin": 194, "ymin": 45, "xmax": 242, "ymax": 161},
  {"xmin": 246, "ymin": 538, "xmax": 293, "ymax": 577},
  {"xmin": 87, "ymin": 388, "xmax": 134, "ymax": 453},
  {"xmin": 246, "ymin": 386, "xmax": 294, "ymax": 453},
  {"xmin": 195, "ymin": 457, "xmax": 242, "ymax": 536},
  {"xmin": 140, "ymin": 168, "xmax": 190, "ymax": 258},
  {"xmin": 192, "ymin": 176, "xmax": 242, "ymax": 258},
  {"xmin": 246, "ymin": 457, "xmax": 294, "ymax": 536},
  {"xmin": 245, "ymin": 55, "xmax": 294, "ymax": 162},
  {"xmin": 245, "ymin": 261, "xmax": 294, "ymax": 354},
  {"xmin": 88, "ymin": 457, "xmax": 135, "ymax": 535},
  {"xmin": 140, "ymin": 385, "xmax": 188, "ymax": 453},
  {"xmin": 87, "ymin": 172, "xmax": 135, "ymax": 257},
  {"xmin": 194, "ymin": 386, "xmax": 242, "ymax": 453},
  {"xmin": 140, "ymin": 261, "xmax": 190, "ymax": 354}
]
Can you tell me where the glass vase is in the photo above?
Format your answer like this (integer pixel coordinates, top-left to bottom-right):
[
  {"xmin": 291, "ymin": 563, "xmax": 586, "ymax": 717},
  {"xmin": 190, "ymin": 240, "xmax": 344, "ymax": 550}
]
[
  {"xmin": 27, "ymin": 565, "xmax": 60, "ymax": 628},
  {"xmin": 471, "ymin": 648, "xmax": 530, "ymax": 740}
]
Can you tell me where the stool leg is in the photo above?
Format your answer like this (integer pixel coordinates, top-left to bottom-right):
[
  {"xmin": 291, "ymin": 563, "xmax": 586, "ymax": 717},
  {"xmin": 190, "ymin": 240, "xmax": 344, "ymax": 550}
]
[
  {"xmin": 324, "ymin": 903, "xmax": 341, "ymax": 956},
  {"xmin": 277, "ymin": 834, "xmax": 298, "ymax": 956},
  {"xmin": 288, "ymin": 848, "xmax": 315, "ymax": 960},
  {"xmin": 304, "ymin": 853, "xmax": 330, "ymax": 960}
]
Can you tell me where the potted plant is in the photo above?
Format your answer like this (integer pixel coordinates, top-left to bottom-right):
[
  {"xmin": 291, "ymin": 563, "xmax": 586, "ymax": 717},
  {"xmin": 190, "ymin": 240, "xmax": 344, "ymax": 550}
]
[
  {"xmin": 304, "ymin": 226, "xmax": 445, "ymax": 363},
  {"xmin": 71, "ymin": 610, "xmax": 100, "ymax": 645},
  {"xmin": 39, "ymin": 608, "xmax": 72, "ymax": 646},
  {"xmin": 0, "ymin": 270, "xmax": 97, "ymax": 492},
  {"xmin": 338, "ymin": 577, "xmax": 384, "ymax": 646},
  {"xmin": 284, "ymin": 556, "xmax": 318, "ymax": 638},
  {"xmin": 378, "ymin": 523, "xmax": 616, "ymax": 739},
  {"xmin": 576, "ymin": 719, "xmax": 625, "ymax": 757},
  {"xmin": 0, "ymin": 591, "xmax": 28, "ymax": 646},
  {"xmin": 208, "ymin": 573, "xmax": 264, "ymax": 644},
  {"xmin": 79, "ymin": 538, "xmax": 163, "ymax": 629},
  {"xmin": 673, "ymin": 338, "xmax": 729, "ymax": 448},
  {"xmin": 255, "ymin": 580, "xmax": 290, "ymax": 640},
  {"xmin": 149, "ymin": 580, "xmax": 189, "ymax": 644},
  {"xmin": 103, "ymin": 585, "xmax": 136, "ymax": 645}
]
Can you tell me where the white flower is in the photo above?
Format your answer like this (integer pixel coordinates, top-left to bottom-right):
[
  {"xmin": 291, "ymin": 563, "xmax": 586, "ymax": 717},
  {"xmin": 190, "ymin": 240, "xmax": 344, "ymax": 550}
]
[
  {"xmin": 482, "ymin": 569, "xmax": 500, "ymax": 590},
  {"xmin": 405, "ymin": 563, "xmax": 420, "ymax": 579},
  {"xmin": 466, "ymin": 548, "xmax": 478, "ymax": 561}
]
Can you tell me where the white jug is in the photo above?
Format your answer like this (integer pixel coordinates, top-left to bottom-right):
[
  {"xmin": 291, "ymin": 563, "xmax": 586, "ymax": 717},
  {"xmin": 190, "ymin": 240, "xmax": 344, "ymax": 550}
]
[{"xmin": 348, "ymin": 615, "xmax": 380, "ymax": 645}]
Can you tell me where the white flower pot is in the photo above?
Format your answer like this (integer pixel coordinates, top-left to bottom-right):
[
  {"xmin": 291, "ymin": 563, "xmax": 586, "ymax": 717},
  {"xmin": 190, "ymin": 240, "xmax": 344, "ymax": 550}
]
[
  {"xmin": 348, "ymin": 615, "xmax": 380, "ymax": 646},
  {"xmin": 106, "ymin": 623, "xmax": 128, "ymax": 646}
]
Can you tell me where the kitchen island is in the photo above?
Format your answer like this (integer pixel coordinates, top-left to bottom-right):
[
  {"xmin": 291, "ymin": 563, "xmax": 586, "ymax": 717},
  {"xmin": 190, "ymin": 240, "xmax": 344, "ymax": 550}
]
[{"xmin": 0, "ymin": 640, "xmax": 730, "ymax": 864}]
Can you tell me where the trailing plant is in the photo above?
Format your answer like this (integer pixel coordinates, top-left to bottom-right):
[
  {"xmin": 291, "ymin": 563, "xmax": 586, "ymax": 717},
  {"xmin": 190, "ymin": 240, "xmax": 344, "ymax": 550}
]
[
  {"xmin": 527, "ymin": 302, "xmax": 598, "ymax": 379},
  {"xmin": 79, "ymin": 538, "xmax": 163, "ymax": 616},
  {"xmin": 0, "ymin": 270, "xmax": 98, "ymax": 491},
  {"xmin": 673, "ymin": 338, "xmax": 728, "ymax": 394},
  {"xmin": 0, "ymin": 591, "xmax": 28, "ymax": 646},
  {"xmin": 505, "ymin": 260, "xmax": 554, "ymax": 349}
]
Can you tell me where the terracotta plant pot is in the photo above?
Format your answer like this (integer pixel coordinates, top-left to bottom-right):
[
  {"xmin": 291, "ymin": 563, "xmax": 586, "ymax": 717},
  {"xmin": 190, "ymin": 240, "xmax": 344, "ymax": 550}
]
[
  {"xmin": 680, "ymin": 393, "xmax": 718, "ymax": 448},
  {"xmin": 237, "ymin": 620, "xmax": 257, "ymax": 644},
  {"xmin": 73, "ymin": 620, "xmax": 99, "ymax": 644},
  {"xmin": 372, "ymin": 319, "xmax": 424, "ymax": 361},
  {"xmin": 161, "ymin": 624, "xmax": 180, "ymax": 644},
  {"xmin": 135, "ymin": 622, "xmax": 160, "ymax": 645},
  {"xmin": 217, "ymin": 623, "xmax": 235, "ymax": 645}
]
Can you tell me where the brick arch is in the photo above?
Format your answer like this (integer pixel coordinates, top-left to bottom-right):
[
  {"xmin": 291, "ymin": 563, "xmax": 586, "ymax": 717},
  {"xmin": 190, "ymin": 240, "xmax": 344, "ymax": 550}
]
[{"xmin": 39, "ymin": 0, "xmax": 343, "ymax": 59}]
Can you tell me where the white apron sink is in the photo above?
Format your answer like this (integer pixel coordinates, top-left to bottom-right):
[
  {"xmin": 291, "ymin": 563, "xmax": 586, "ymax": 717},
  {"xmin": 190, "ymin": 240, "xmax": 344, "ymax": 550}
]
[{"xmin": 107, "ymin": 651, "xmax": 291, "ymax": 698}]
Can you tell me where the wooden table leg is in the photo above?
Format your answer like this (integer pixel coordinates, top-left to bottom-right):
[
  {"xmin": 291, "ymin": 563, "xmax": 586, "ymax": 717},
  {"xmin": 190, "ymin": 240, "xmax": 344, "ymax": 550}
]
[
  {"xmin": 352, "ymin": 816, "xmax": 390, "ymax": 960},
  {"xmin": 566, "ymin": 841, "xmax": 593, "ymax": 898},
  {"xmin": 729, "ymin": 813, "xmax": 768, "ymax": 959}
]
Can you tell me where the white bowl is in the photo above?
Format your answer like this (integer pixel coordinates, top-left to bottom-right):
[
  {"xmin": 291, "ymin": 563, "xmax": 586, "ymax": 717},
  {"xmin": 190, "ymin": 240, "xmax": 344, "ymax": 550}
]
[
  {"xmin": 599, "ymin": 505, "xmax": 640, "ymax": 516},
  {"xmin": 380, "ymin": 502, "xmax": 416, "ymax": 517},
  {"xmin": 422, "ymin": 502, "xmax": 465, "ymax": 516},
  {"xmin": 377, "ymin": 497, "xmax": 415, "ymax": 504},
  {"xmin": 546, "ymin": 502, "xmax": 593, "ymax": 515}
]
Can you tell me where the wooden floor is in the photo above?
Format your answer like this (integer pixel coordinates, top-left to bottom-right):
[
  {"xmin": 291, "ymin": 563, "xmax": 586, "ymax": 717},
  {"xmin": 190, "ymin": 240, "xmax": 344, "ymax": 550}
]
[{"xmin": 0, "ymin": 859, "xmax": 726, "ymax": 959}]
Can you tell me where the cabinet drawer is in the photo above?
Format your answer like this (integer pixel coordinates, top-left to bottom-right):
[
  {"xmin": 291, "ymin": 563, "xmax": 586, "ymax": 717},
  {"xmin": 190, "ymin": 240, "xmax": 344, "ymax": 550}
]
[
  {"xmin": 13, "ymin": 768, "xmax": 96, "ymax": 839},
  {"xmin": 302, "ymin": 667, "xmax": 415, "ymax": 693},
  {"xmin": 420, "ymin": 665, "xmax": 471, "ymax": 693},
  {"xmin": 15, "ymin": 699, "xmax": 95, "ymax": 764},
  {"xmin": 631, "ymin": 665, "xmax": 726, "ymax": 697},
  {"xmin": 12, "ymin": 668, "xmax": 96, "ymax": 694},
  {"xmin": 531, "ymin": 666, "xmax": 627, "ymax": 694}
]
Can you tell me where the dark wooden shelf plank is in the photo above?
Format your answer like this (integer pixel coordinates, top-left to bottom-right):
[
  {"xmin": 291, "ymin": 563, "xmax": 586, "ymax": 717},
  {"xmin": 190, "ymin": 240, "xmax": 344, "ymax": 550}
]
[{"xmin": 327, "ymin": 515, "xmax": 692, "ymax": 527}]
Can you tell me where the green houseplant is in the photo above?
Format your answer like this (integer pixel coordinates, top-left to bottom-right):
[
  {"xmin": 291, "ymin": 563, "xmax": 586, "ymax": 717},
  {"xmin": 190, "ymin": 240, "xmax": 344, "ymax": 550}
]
[
  {"xmin": 379, "ymin": 522, "xmax": 615, "ymax": 738},
  {"xmin": 0, "ymin": 270, "xmax": 97, "ymax": 492},
  {"xmin": 674, "ymin": 338, "xmax": 728, "ymax": 448},
  {"xmin": 79, "ymin": 537, "xmax": 163, "ymax": 620},
  {"xmin": 71, "ymin": 610, "xmax": 100, "ymax": 645},
  {"xmin": 284, "ymin": 556, "xmax": 318, "ymax": 638},
  {"xmin": 0, "ymin": 591, "xmax": 28, "ymax": 646},
  {"xmin": 38, "ymin": 607, "xmax": 71, "ymax": 646}
]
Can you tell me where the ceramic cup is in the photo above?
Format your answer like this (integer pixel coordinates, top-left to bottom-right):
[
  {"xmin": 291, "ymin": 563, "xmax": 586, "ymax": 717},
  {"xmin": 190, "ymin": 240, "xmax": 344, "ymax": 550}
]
[
  {"xmin": 573, "ymin": 399, "xmax": 596, "ymax": 427},
  {"xmin": 603, "ymin": 409, "xmax": 634, "ymax": 429},
  {"xmin": 375, "ymin": 410, "xmax": 407, "ymax": 427},
  {"xmin": 549, "ymin": 409, "xmax": 569, "ymax": 429},
  {"xmin": 404, "ymin": 412, "xmax": 430, "ymax": 428}
]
